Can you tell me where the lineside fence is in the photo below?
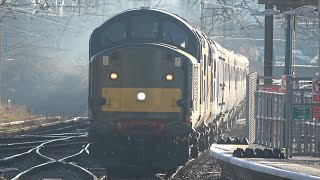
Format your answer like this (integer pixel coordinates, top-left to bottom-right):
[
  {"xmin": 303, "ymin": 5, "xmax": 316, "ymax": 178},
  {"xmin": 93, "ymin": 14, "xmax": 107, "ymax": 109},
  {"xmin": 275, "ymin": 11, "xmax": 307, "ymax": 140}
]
[{"xmin": 246, "ymin": 73, "xmax": 320, "ymax": 157}]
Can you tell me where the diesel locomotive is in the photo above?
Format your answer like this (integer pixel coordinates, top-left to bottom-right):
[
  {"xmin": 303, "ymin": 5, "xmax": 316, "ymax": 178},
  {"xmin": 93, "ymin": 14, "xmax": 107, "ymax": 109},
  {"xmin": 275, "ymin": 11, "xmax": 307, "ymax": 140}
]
[{"xmin": 88, "ymin": 7, "xmax": 249, "ymax": 169}]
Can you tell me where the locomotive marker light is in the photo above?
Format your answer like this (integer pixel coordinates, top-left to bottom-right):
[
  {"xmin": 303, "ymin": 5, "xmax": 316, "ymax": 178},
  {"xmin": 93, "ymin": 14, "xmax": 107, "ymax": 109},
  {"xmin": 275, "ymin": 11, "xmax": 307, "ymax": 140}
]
[
  {"xmin": 137, "ymin": 92, "xmax": 146, "ymax": 101},
  {"xmin": 110, "ymin": 72, "xmax": 118, "ymax": 80},
  {"xmin": 103, "ymin": 56, "xmax": 109, "ymax": 65},
  {"xmin": 175, "ymin": 57, "xmax": 181, "ymax": 66},
  {"xmin": 166, "ymin": 74, "xmax": 173, "ymax": 81}
]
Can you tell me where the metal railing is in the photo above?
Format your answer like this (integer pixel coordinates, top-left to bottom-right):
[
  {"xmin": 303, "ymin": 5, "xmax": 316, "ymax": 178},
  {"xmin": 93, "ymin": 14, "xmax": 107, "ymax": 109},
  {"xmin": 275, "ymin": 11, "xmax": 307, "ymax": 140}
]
[
  {"xmin": 247, "ymin": 75, "xmax": 320, "ymax": 157},
  {"xmin": 255, "ymin": 91, "xmax": 285, "ymax": 149}
]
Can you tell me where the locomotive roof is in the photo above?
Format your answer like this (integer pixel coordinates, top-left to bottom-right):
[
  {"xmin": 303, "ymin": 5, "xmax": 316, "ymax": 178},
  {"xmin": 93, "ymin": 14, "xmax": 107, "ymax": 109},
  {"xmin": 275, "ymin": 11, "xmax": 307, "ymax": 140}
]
[
  {"xmin": 89, "ymin": 8, "xmax": 200, "ymax": 59},
  {"xmin": 93, "ymin": 8, "xmax": 195, "ymax": 34}
]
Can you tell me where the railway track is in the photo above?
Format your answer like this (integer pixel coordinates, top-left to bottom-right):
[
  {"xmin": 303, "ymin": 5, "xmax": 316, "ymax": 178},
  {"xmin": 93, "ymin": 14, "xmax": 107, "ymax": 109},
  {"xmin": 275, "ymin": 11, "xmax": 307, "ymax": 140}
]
[
  {"xmin": 12, "ymin": 143, "xmax": 98, "ymax": 180},
  {"xmin": 0, "ymin": 133, "xmax": 91, "ymax": 179},
  {"xmin": 0, "ymin": 130, "xmax": 88, "ymax": 158},
  {"xmin": 1, "ymin": 136, "xmax": 219, "ymax": 180},
  {"xmin": 0, "ymin": 118, "xmax": 222, "ymax": 179}
]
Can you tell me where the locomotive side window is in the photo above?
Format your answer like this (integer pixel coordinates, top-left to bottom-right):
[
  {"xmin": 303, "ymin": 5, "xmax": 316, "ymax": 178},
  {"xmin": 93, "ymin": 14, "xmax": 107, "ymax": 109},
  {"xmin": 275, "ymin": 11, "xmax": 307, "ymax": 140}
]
[
  {"xmin": 201, "ymin": 36, "xmax": 206, "ymax": 48},
  {"xmin": 163, "ymin": 21, "xmax": 188, "ymax": 48},
  {"xmin": 131, "ymin": 16, "xmax": 159, "ymax": 39}
]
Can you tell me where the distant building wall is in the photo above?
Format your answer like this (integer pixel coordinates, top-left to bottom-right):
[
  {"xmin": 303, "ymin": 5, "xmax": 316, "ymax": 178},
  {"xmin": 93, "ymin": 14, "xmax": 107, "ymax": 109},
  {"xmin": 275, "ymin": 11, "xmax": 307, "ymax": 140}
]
[
  {"xmin": 273, "ymin": 65, "xmax": 319, "ymax": 77},
  {"xmin": 249, "ymin": 62, "xmax": 319, "ymax": 77}
]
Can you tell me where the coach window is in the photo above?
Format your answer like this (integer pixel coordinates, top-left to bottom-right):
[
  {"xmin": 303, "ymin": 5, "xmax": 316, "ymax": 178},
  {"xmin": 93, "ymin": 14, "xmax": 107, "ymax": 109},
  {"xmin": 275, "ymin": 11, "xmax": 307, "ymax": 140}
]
[
  {"xmin": 131, "ymin": 16, "xmax": 159, "ymax": 39},
  {"xmin": 214, "ymin": 60, "xmax": 216, "ymax": 78},
  {"xmin": 163, "ymin": 21, "xmax": 188, "ymax": 48},
  {"xmin": 235, "ymin": 68, "xmax": 238, "ymax": 90},
  {"xmin": 203, "ymin": 55, "xmax": 207, "ymax": 75},
  {"xmin": 228, "ymin": 64, "xmax": 231, "ymax": 90}
]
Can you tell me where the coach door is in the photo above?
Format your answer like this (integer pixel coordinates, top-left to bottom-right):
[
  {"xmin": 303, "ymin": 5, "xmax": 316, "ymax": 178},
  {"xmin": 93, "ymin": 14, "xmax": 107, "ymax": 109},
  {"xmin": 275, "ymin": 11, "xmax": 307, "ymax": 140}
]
[{"xmin": 218, "ymin": 54, "xmax": 225, "ymax": 112}]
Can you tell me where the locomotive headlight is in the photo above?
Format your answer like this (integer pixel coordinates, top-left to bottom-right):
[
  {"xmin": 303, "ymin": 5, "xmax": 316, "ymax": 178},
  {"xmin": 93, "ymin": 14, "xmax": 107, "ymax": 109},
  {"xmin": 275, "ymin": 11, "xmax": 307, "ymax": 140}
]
[
  {"xmin": 110, "ymin": 73, "xmax": 118, "ymax": 80},
  {"xmin": 166, "ymin": 74, "xmax": 173, "ymax": 81},
  {"xmin": 137, "ymin": 92, "xmax": 146, "ymax": 101}
]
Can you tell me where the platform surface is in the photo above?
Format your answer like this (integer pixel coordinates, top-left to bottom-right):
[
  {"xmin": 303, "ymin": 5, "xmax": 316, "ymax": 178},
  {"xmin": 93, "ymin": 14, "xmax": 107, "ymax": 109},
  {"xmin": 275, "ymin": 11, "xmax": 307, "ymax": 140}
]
[{"xmin": 210, "ymin": 144, "xmax": 320, "ymax": 180}]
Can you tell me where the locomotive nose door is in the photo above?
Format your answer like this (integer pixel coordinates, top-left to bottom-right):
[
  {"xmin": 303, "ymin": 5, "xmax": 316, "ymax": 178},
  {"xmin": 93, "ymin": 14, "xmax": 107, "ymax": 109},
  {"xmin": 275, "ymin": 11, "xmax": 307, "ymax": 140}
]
[
  {"xmin": 97, "ymin": 47, "xmax": 163, "ymax": 116},
  {"xmin": 119, "ymin": 46, "xmax": 163, "ymax": 114}
]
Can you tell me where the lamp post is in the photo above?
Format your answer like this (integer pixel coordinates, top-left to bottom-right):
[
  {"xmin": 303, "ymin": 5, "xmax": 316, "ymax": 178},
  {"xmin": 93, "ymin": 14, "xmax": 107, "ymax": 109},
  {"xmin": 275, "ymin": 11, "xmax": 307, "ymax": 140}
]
[
  {"xmin": 250, "ymin": 7, "xmax": 279, "ymax": 85},
  {"xmin": 284, "ymin": 12, "xmax": 293, "ymax": 159},
  {"xmin": 284, "ymin": 13, "xmax": 293, "ymax": 76}
]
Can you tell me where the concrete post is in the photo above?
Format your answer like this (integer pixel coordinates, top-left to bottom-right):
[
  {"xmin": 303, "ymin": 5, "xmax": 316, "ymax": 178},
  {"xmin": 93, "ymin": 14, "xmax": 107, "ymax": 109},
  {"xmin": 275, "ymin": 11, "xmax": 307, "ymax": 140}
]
[{"xmin": 264, "ymin": 4, "xmax": 274, "ymax": 85}]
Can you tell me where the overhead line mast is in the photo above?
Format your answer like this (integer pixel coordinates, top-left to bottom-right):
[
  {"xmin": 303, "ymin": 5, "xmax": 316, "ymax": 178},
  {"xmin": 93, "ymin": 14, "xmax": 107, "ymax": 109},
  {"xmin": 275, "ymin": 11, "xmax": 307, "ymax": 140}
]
[{"xmin": 257, "ymin": 0, "xmax": 318, "ymax": 83}]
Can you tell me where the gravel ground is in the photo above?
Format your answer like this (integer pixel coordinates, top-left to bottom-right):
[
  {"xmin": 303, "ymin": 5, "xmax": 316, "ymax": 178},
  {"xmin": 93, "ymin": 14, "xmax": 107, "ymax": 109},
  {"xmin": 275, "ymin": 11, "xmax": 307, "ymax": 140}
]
[
  {"xmin": 172, "ymin": 151, "xmax": 222, "ymax": 180},
  {"xmin": 172, "ymin": 119, "xmax": 246, "ymax": 180}
]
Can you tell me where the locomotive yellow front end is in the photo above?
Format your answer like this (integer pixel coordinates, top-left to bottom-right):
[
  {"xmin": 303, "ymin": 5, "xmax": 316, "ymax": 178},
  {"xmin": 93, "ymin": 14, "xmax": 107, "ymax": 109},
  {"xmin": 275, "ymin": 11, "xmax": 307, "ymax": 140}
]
[{"xmin": 89, "ymin": 44, "xmax": 197, "ymax": 168}]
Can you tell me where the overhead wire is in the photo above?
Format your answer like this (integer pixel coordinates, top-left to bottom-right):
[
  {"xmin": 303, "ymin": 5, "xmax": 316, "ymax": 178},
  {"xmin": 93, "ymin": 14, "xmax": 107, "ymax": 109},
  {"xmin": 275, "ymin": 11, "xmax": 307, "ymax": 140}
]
[{"xmin": 1, "ymin": 0, "xmax": 319, "ymax": 52}]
